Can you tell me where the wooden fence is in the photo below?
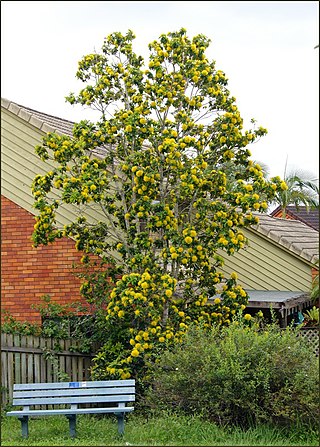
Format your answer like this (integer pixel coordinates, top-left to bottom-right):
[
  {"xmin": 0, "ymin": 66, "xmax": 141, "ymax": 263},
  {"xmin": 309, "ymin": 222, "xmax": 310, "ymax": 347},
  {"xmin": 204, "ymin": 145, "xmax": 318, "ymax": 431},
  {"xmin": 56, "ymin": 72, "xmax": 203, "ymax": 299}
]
[{"xmin": 1, "ymin": 333, "xmax": 98, "ymax": 406}]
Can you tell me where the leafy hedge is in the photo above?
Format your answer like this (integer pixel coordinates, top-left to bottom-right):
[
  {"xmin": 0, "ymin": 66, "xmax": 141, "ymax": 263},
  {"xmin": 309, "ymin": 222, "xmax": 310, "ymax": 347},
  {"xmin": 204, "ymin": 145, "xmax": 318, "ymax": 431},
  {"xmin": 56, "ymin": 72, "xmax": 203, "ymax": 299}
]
[{"xmin": 144, "ymin": 322, "xmax": 319, "ymax": 428}]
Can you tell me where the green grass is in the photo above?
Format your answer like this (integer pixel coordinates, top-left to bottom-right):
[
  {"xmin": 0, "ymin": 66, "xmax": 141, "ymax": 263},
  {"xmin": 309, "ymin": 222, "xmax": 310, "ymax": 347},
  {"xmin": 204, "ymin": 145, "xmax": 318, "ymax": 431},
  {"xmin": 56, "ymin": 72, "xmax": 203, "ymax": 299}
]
[{"xmin": 1, "ymin": 412, "xmax": 318, "ymax": 446}]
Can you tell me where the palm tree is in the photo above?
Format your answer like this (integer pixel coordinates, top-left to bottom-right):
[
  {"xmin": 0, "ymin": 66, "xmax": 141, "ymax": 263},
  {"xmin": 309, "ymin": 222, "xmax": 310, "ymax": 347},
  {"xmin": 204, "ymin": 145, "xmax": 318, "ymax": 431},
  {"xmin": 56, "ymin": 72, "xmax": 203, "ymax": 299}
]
[{"xmin": 272, "ymin": 169, "xmax": 319, "ymax": 218}]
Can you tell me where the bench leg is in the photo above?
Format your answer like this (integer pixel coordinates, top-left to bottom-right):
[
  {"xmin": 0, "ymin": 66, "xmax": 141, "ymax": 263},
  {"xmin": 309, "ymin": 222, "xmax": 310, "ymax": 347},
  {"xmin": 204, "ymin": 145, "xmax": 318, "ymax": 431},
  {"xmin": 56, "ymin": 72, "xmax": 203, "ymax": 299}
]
[
  {"xmin": 66, "ymin": 414, "xmax": 77, "ymax": 438},
  {"xmin": 116, "ymin": 413, "xmax": 125, "ymax": 435},
  {"xmin": 18, "ymin": 416, "xmax": 29, "ymax": 438}
]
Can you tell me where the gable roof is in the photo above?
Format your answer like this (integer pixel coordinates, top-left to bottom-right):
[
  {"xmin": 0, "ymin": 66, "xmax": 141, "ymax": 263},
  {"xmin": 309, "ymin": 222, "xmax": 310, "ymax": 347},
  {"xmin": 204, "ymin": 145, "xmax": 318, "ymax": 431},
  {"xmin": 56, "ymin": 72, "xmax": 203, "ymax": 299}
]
[
  {"xmin": 270, "ymin": 205, "xmax": 319, "ymax": 232},
  {"xmin": 250, "ymin": 213, "xmax": 318, "ymax": 265}
]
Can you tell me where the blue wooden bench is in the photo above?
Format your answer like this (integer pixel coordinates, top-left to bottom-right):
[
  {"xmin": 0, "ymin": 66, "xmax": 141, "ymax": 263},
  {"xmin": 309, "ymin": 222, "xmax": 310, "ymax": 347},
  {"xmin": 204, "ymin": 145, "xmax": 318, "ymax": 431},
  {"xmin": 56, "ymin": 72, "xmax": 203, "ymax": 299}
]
[{"xmin": 6, "ymin": 379, "xmax": 135, "ymax": 438}]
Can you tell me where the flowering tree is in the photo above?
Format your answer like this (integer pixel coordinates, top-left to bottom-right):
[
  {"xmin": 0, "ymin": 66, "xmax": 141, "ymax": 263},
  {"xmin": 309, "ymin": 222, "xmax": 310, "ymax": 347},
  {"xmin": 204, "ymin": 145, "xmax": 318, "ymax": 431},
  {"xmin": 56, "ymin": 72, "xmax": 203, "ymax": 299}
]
[{"xmin": 32, "ymin": 29, "xmax": 286, "ymax": 380}]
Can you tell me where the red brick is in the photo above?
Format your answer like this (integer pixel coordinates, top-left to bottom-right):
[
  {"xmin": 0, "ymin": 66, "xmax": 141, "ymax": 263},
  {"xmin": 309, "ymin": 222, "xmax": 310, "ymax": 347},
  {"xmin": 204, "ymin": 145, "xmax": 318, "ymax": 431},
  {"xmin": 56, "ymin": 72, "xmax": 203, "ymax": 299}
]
[{"xmin": 1, "ymin": 196, "xmax": 102, "ymax": 323}]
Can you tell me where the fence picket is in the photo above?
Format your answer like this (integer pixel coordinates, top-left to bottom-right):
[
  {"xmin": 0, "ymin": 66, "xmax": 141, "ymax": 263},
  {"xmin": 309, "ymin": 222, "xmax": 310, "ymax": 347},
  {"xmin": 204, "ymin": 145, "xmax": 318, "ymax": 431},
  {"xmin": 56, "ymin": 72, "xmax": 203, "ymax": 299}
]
[
  {"xmin": 46, "ymin": 338, "xmax": 54, "ymax": 383},
  {"xmin": 27, "ymin": 335, "xmax": 34, "ymax": 383},
  {"xmin": 1, "ymin": 334, "xmax": 8, "ymax": 404},
  {"xmin": 13, "ymin": 334, "xmax": 21, "ymax": 384},
  {"xmin": 7, "ymin": 334, "xmax": 14, "ymax": 404},
  {"xmin": 65, "ymin": 339, "xmax": 71, "ymax": 376},
  {"xmin": 72, "ymin": 354, "xmax": 78, "ymax": 381},
  {"xmin": 34, "ymin": 336, "xmax": 41, "ymax": 384},
  {"xmin": 20, "ymin": 335, "xmax": 27, "ymax": 387},
  {"xmin": 58, "ymin": 339, "xmax": 67, "ymax": 380},
  {"xmin": 40, "ymin": 337, "xmax": 47, "ymax": 383}
]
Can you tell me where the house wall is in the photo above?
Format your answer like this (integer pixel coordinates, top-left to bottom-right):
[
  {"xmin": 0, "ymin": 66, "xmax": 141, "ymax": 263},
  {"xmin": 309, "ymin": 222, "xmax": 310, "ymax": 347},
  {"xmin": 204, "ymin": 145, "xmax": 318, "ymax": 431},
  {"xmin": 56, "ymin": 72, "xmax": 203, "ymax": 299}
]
[
  {"xmin": 1, "ymin": 196, "xmax": 91, "ymax": 323},
  {"xmin": 1, "ymin": 106, "xmax": 106, "ymax": 228},
  {"xmin": 218, "ymin": 228, "xmax": 313, "ymax": 291}
]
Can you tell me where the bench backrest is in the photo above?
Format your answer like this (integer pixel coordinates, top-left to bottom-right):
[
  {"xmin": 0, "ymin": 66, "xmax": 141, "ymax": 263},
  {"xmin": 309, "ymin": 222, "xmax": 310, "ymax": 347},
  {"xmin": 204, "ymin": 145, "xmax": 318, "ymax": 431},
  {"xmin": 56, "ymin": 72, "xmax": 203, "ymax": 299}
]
[{"xmin": 12, "ymin": 380, "xmax": 135, "ymax": 408}]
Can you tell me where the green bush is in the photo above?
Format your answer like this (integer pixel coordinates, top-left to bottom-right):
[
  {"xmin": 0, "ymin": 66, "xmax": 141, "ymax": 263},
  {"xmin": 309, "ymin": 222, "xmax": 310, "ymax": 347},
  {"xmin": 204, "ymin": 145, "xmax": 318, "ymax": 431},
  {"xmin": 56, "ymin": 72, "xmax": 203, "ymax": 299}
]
[{"xmin": 144, "ymin": 322, "xmax": 319, "ymax": 428}]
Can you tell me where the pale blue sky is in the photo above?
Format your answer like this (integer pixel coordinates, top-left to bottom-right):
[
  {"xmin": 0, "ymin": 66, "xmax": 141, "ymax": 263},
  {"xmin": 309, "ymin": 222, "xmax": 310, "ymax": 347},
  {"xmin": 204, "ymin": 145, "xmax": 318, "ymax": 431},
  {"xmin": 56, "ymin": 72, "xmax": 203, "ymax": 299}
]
[{"xmin": 1, "ymin": 1, "xmax": 319, "ymax": 179}]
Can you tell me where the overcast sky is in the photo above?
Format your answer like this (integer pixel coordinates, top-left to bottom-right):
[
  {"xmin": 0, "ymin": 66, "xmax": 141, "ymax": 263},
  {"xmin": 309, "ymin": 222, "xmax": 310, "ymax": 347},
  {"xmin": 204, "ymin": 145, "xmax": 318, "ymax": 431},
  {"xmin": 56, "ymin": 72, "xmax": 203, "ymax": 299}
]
[{"xmin": 1, "ymin": 1, "xmax": 319, "ymax": 179}]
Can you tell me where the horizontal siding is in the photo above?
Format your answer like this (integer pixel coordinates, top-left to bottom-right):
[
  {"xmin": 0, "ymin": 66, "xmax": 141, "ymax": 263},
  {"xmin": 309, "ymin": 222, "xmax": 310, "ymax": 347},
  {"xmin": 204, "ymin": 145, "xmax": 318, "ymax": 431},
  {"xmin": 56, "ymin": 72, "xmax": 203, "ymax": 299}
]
[
  {"xmin": 219, "ymin": 228, "xmax": 312, "ymax": 291},
  {"xmin": 1, "ymin": 108, "xmax": 107, "ymax": 230}
]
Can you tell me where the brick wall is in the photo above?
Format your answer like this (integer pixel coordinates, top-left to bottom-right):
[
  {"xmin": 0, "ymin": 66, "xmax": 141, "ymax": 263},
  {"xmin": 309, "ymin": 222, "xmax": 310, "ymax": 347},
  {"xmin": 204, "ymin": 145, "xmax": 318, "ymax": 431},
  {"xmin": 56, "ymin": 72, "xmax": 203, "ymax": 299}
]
[
  {"xmin": 312, "ymin": 268, "xmax": 319, "ymax": 282},
  {"xmin": 272, "ymin": 209, "xmax": 295, "ymax": 220},
  {"xmin": 1, "ymin": 196, "xmax": 94, "ymax": 323}
]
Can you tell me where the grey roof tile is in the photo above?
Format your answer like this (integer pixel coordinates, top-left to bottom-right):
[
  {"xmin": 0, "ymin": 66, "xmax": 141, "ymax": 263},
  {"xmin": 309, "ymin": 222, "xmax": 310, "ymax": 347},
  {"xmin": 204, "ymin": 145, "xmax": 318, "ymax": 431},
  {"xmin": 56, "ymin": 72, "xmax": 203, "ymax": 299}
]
[
  {"xmin": 1, "ymin": 98, "xmax": 10, "ymax": 108},
  {"xmin": 41, "ymin": 122, "xmax": 55, "ymax": 134},
  {"xmin": 17, "ymin": 109, "xmax": 32, "ymax": 122},
  {"xmin": 8, "ymin": 102, "xmax": 21, "ymax": 115},
  {"xmin": 29, "ymin": 115, "xmax": 44, "ymax": 130}
]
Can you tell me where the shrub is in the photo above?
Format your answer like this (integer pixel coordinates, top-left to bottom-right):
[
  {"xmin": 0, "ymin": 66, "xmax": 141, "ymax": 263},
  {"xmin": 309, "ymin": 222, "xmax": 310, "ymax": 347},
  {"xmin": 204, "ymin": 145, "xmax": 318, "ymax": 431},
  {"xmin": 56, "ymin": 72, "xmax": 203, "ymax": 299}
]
[{"xmin": 144, "ymin": 321, "xmax": 319, "ymax": 428}]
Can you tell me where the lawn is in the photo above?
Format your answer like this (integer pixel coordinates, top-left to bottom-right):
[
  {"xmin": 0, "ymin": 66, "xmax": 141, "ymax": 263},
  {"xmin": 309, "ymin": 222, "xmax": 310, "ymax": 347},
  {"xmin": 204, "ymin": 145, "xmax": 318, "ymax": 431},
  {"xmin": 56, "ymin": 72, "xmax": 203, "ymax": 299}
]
[{"xmin": 1, "ymin": 412, "xmax": 318, "ymax": 446}]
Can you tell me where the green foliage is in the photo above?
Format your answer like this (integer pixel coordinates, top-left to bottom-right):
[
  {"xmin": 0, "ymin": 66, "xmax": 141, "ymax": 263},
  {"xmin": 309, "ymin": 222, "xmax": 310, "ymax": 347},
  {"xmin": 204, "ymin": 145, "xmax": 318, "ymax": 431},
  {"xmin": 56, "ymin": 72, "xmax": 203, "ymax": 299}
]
[
  {"xmin": 272, "ymin": 170, "xmax": 319, "ymax": 217},
  {"xmin": 1, "ymin": 312, "xmax": 42, "ymax": 336},
  {"xmin": 31, "ymin": 28, "xmax": 285, "ymax": 381},
  {"xmin": 2, "ymin": 295, "xmax": 106, "ymax": 354},
  {"xmin": 144, "ymin": 321, "xmax": 319, "ymax": 428},
  {"xmin": 303, "ymin": 306, "xmax": 319, "ymax": 326}
]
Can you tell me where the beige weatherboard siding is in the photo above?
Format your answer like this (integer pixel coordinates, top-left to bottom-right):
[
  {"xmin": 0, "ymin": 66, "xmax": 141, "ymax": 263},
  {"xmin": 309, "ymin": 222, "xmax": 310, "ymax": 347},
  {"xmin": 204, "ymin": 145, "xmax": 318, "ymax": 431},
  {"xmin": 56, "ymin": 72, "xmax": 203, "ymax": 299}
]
[
  {"xmin": 219, "ymin": 213, "xmax": 318, "ymax": 292},
  {"xmin": 1, "ymin": 99, "xmax": 107, "ymax": 231},
  {"xmin": 219, "ymin": 228, "xmax": 312, "ymax": 291}
]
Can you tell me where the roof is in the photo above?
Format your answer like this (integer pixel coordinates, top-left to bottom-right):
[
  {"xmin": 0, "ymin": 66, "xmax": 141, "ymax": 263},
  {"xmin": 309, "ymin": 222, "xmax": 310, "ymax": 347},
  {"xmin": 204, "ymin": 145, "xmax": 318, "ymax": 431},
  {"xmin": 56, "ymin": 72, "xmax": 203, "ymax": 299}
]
[
  {"xmin": 251, "ymin": 213, "xmax": 319, "ymax": 265},
  {"xmin": 270, "ymin": 205, "xmax": 319, "ymax": 232},
  {"xmin": 245, "ymin": 290, "xmax": 310, "ymax": 308},
  {"xmin": 1, "ymin": 97, "xmax": 108, "ymax": 158},
  {"xmin": 1, "ymin": 97, "xmax": 74, "ymax": 137},
  {"xmin": 209, "ymin": 290, "xmax": 313, "ymax": 318}
]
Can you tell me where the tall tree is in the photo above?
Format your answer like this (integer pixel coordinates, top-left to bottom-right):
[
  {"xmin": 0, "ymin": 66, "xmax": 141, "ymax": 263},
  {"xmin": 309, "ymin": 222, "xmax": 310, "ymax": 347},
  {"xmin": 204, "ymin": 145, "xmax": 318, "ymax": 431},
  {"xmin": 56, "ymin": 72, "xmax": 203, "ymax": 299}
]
[{"xmin": 31, "ymin": 29, "xmax": 285, "ymax": 380}]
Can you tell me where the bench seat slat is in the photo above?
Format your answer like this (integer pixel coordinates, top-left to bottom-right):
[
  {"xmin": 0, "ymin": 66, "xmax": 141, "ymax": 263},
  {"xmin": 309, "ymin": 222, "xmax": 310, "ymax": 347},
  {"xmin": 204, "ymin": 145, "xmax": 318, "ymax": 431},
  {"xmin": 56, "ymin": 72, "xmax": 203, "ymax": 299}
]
[
  {"xmin": 7, "ymin": 407, "xmax": 134, "ymax": 417},
  {"xmin": 13, "ymin": 380, "xmax": 134, "ymax": 391},
  {"xmin": 13, "ymin": 386, "xmax": 135, "ymax": 399},
  {"xmin": 13, "ymin": 394, "xmax": 135, "ymax": 406}
]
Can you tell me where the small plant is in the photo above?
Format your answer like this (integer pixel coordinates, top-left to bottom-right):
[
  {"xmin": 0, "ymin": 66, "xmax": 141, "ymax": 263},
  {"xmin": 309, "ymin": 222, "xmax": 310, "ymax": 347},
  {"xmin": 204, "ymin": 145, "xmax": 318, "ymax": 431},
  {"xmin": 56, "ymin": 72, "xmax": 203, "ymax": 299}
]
[
  {"xmin": 1, "ymin": 311, "xmax": 41, "ymax": 335},
  {"xmin": 41, "ymin": 349, "xmax": 70, "ymax": 381},
  {"xmin": 303, "ymin": 306, "xmax": 319, "ymax": 327}
]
